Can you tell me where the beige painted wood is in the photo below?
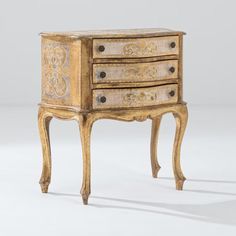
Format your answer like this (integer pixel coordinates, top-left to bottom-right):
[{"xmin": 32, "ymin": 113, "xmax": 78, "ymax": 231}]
[
  {"xmin": 41, "ymin": 37, "xmax": 81, "ymax": 107},
  {"xmin": 93, "ymin": 36, "xmax": 179, "ymax": 58},
  {"xmin": 93, "ymin": 84, "xmax": 178, "ymax": 109},
  {"xmin": 93, "ymin": 60, "xmax": 178, "ymax": 83},
  {"xmin": 39, "ymin": 28, "xmax": 187, "ymax": 205},
  {"xmin": 40, "ymin": 28, "xmax": 185, "ymax": 38}
]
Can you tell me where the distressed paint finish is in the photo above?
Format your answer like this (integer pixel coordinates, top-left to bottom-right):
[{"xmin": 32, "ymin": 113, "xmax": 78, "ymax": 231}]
[
  {"xmin": 40, "ymin": 28, "xmax": 184, "ymax": 38},
  {"xmin": 93, "ymin": 36, "xmax": 179, "ymax": 58},
  {"xmin": 150, "ymin": 116, "xmax": 162, "ymax": 178},
  {"xmin": 42, "ymin": 39, "xmax": 70, "ymax": 99},
  {"xmin": 41, "ymin": 37, "xmax": 81, "ymax": 107},
  {"xmin": 38, "ymin": 103, "xmax": 188, "ymax": 204},
  {"xmin": 93, "ymin": 60, "xmax": 178, "ymax": 83},
  {"xmin": 92, "ymin": 84, "xmax": 178, "ymax": 109},
  {"xmin": 39, "ymin": 28, "xmax": 187, "ymax": 205}
]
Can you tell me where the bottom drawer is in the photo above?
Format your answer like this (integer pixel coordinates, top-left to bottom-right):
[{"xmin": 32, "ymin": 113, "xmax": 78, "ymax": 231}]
[{"xmin": 93, "ymin": 84, "xmax": 178, "ymax": 109}]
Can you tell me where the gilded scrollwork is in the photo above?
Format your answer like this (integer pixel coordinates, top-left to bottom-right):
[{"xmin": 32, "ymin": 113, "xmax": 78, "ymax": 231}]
[
  {"xmin": 123, "ymin": 65, "xmax": 158, "ymax": 81},
  {"xmin": 123, "ymin": 42, "xmax": 158, "ymax": 57},
  {"xmin": 123, "ymin": 92, "xmax": 156, "ymax": 105},
  {"xmin": 133, "ymin": 115, "xmax": 151, "ymax": 122},
  {"xmin": 93, "ymin": 36, "xmax": 179, "ymax": 58},
  {"xmin": 93, "ymin": 84, "xmax": 178, "ymax": 109},
  {"xmin": 42, "ymin": 41, "xmax": 70, "ymax": 99},
  {"xmin": 94, "ymin": 60, "xmax": 178, "ymax": 84}
]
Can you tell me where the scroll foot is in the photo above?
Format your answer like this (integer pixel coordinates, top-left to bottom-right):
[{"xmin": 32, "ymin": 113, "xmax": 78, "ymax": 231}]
[
  {"xmin": 175, "ymin": 177, "xmax": 186, "ymax": 190},
  {"xmin": 40, "ymin": 181, "xmax": 50, "ymax": 193},
  {"xmin": 81, "ymin": 193, "xmax": 89, "ymax": 205}
]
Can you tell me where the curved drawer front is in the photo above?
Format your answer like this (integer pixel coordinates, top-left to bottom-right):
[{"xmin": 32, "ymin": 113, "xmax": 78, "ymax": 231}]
[
  {"xmin": 93, "ymin": 60, "xmax": 178, "ymax": 83},
  {"xmin": 93, "ymin": 36, "xmax": 179, "ymax": 58},
  {"xmin": 93, "ymin": 84, "xmax": 178, "ymax": 109}
]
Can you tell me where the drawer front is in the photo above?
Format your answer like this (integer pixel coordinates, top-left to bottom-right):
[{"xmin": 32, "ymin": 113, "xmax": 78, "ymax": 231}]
[
  {"xmin": 93, "ymin": 36, "xmax": 179, "ymax": 58},
  {"xmin": 93, "ymin": 60, "xmax": 178, "ymax": 83},
  {"xmin": 93, "ymin": 84, "xmax": 178, "ymax": 109}
]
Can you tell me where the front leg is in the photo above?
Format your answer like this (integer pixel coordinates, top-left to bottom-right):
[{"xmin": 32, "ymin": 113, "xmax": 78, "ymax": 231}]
[
  {"xmin": 38, "ymin": 107, "xmax": 53, "ymax": 193},
  {"xmin": 78, "ymin": 114, "xmax": 94, "ymax": 205},
  {"xmin": 172, "ymin": 105, "xmax": 188, "ymax": 190},
  {"xmin": 150, "ymin": 116, "xmax": 162, "ymax": 178}
]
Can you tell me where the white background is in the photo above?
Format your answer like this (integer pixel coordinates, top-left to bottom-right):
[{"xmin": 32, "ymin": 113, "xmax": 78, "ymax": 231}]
[{"xmin": 1, "ymin": 0, "xmax": 236, "ymax": 235}]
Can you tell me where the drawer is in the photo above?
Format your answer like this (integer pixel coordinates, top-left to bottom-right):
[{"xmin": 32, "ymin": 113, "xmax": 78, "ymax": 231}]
[
  {"xmin": 93, "ymin": 60, "xmax": 178, "ymax": 83},
  {"xmin": 93, "ymin": 36, "xmax": 179, "ymax": 58},
  {"xmin": 93, "ymin": 84, "xmax": 178, "ymax": 109}
]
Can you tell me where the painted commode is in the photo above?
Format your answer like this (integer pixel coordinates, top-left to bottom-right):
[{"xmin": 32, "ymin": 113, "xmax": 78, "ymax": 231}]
[{"xmin": 38, "ymin": 28, "xmax": 188, "ymax": 204}]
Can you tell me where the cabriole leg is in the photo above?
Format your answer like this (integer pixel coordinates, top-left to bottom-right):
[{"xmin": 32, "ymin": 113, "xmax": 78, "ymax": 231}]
[
  {"xmin": 150, "ymin": 116, "xmax": 162, "ymax": 178},
  {"xmin": 172, "ymin": 105, "xmax": 188, "ymax": 190},
  {"xmin": 38, "ymin": 107, "xmax": 53, "ymax": 193},
  {"xmin": 78, "ymin": 114, "xmax": 94, "ymax": 205}
]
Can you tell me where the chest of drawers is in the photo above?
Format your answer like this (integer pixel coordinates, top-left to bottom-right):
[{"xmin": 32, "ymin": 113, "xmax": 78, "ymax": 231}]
[{"xmin": 38, "ymin": 28, "xmax": 188, "ymax": 204}]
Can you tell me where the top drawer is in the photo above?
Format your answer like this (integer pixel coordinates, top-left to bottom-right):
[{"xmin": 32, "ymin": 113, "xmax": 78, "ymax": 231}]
[{"xmin": 93, "ymin": 36, "xmax": 179, "ymax": 59}]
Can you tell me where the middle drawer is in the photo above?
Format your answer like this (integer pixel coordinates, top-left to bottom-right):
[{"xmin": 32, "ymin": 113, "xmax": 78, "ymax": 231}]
[{"xmin": 93, "ymin": 60, "xmax": 178, "ymax": 84}]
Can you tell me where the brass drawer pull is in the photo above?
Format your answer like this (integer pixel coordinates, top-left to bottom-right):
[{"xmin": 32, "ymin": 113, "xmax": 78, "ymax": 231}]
[
  {"xmin": 98, "ymin": 45, "xmax": 105, "ymax": 52},
  {"xmin": 169, "ymin": 66, "xmax": 175, "ymax": 73},
  {"xmin": 170, "ymin": 42, "xmax": 176, "ymax": 48},
  {"xmin": 99, "ymin": 71, "xmax": 106, "ymax": 78}
]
